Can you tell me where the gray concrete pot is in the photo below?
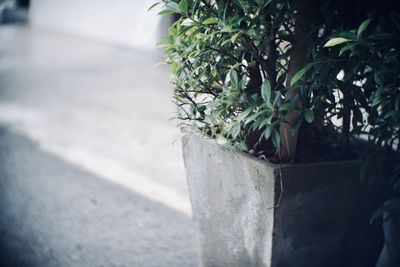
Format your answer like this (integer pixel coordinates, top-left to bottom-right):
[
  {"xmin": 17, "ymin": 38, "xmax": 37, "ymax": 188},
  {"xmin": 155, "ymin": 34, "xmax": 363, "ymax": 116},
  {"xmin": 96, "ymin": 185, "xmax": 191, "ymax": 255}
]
[
  {"xmin": 182, "ymin": 133, "xmax": 382, "ymax": 267},
  {"xmin": 376, "ymin": 210, "xmax": 400, "ymax": 267}
]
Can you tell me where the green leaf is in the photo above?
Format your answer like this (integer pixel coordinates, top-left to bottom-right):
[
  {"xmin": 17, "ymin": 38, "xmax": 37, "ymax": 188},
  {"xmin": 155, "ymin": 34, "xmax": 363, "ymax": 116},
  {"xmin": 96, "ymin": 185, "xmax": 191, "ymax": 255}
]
[
  {"xmin": 148, "ymin": 2, "xmax": 161, "ymax": 12},
  {"xmin": 237, "ymin": 107, "xmax": 253, "ymax": 121},
  {"xmin": 158, "ymin": 2, "xmax": 179, "ymax": 15},
  {"xmin": 171, "ymin": 62, "xmax": 178, "ymax": 74},
  {"xmin": 230, "ymin": 123, "xmax": 241, "ymax": 138},
  {"xmin": 203, "ymin": 17, "xmax": 218, "ymax": 25},
  {"xmin": 239, "ymin": 141, "xmax": 248, "ymax": 151},
  {"xmin": 257, "ymin": 118, "xmax": 269, "ymax": 130},
  {"xmin": 230, "ymin": 70, "xmax": 238, "ymax": 86},
  {"xmin": 395, "ymin": 95, "xmax": 400, "ymax": 110},
  {"xmin": 158, "ymin": 9, "xmax": 177, "ymax": 15},
  {"xmin": 261, "ymin": 79, "xmax": 271, "ymax": 103},
  {"xmin": 256, "ymin": 0, "xmax": 272, "ymax": 8},
  {"xmin": 221, "ymin": 26, "xmax": 236, "ymax": 33},
  {"xmin": 338, "ymin": 31, "xmax": 357, "ymax": 41},
  {"xmin": 272, "ymin": 91, "xmax": 282, "ymax": 107},
  {"xmin": 245, "ymin": 112, "xmax": 261, "ymax": 125},
  {"xmin": 216, "ymin": 135, "xmax": 229, "ymax": 145},
  {"xmin": 271, "ymin": 128, "xmax": 281, "ymax": 149},
  {"xmin": 324, "ymin": 37, "xmax": 351, "ymax": 47},
  {"xmin": 264, "ymin": 125, "xmax": 273, "ymax": 140},
  {"xmin": 246, "ymin": 29, "xmax": 257, "ymax": 37},
  {"xmin": 279, "ymin": 101, "xmax": 296, "ymax": 111},
  {"xmin": 357, "ymin": 18, "xmax": 372, "ymax": 38},
  {"xmin": 372, "ymin": 95, "xmax": 385, "ymax": 107},
  {"xmin": 255, "ymin": 0, "xmax": 264, "ymax": 6},
  {"xmin": 290, "ymin": 64, "xmax": 312, "ymax": 86},
  {"xmin": 231, "ymin": 32, "xmax": 240, "ymax": 43},
  {"xmin": 339, "ymin": 43, "xmax": 357, "ymax": 56},
  {"xmin": 304, "ymin": 110, "xmax": 314, "ymax": 123},
  {"xmin": 178, "ymin": 0, "xmax": 188, "ymax": 14}
]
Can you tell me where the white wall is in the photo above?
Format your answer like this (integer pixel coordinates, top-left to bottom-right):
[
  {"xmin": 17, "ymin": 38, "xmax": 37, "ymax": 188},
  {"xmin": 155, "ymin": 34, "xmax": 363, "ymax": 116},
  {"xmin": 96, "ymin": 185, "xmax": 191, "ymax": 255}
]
[{"xmin": 29, "ymin": 0, "xmax": 167, "ymax": 50}]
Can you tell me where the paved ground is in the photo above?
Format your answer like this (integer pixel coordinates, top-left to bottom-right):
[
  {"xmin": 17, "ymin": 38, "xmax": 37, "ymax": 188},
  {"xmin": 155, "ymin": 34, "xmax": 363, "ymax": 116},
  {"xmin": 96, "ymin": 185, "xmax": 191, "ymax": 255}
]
[
  {"xmin": 0, "ymin": 25, "xmax": 197, "ymax": 266},
  {"xmin": 0, "ymin": 127, "xmax": 196, "ymax": 267}
]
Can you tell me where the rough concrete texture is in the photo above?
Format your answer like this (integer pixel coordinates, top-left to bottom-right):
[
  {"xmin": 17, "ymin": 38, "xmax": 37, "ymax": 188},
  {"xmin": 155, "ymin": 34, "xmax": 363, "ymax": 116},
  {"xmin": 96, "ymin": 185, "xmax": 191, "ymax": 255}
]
[
  {"xmin": 182, "ymin": 133, "xmax": 383, "ymax": 267},
  {"xmin": 182, "ymin": 133, "xmax": 276, "ymax": 267},
  {"xmin": 272, "ymin": 159, "xmax": 382, "ymax": 267}
]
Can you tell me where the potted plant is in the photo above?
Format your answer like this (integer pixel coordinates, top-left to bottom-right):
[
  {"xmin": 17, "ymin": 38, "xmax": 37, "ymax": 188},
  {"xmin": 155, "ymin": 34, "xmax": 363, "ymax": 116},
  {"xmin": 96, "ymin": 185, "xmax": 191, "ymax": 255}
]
[{"xmin": 152, "ymin": 0, "xmax": 400, "ymax": 266}]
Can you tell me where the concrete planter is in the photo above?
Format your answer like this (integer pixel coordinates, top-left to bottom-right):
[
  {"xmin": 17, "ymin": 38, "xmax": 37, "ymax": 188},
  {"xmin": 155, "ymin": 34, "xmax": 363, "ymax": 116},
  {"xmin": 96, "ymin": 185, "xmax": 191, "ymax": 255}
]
[
  {"xmin": 376, "ymin": 211, "xmax": 400, "ymax": 267},
  {"xmin": 182, "ymin": 133, "xmax": 382, "ymax": 267}
]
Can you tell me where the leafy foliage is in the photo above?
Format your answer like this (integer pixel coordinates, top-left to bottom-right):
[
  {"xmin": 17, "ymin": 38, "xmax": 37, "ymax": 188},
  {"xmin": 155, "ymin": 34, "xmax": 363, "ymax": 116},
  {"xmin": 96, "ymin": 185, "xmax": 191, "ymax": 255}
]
[
  {"xmin": 323, "ymin": 15, "xmax": 400, "ymax": 217},
  {"xmin": 158, "ymin": 0, "xmax": 297, "ymax": 156},
  {"xmin": 155, "ymin": 0, "xmax": 400, "ymax": 214}
]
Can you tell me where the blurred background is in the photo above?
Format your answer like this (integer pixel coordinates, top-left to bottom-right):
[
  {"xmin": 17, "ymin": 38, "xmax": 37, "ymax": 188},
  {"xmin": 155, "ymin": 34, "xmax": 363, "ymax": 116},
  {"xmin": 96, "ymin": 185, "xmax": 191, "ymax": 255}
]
[{"xmin": 0, "ymin": 1, "xmax": 197, "ymax": 266}]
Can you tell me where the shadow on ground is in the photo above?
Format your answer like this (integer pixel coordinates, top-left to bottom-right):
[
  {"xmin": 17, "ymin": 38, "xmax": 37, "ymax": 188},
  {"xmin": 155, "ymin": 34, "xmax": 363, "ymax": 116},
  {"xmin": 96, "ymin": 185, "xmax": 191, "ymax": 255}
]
[{"xmin": 0, "ymin": 127, "xmax": 197, "ymax": 267}]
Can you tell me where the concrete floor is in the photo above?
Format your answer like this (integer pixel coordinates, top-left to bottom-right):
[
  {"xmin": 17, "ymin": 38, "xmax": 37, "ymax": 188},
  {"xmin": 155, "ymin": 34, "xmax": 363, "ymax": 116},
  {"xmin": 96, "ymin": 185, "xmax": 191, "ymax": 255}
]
[{"xmin": 0, "ymin": 25, "xmax": 197, "ymax": 266}]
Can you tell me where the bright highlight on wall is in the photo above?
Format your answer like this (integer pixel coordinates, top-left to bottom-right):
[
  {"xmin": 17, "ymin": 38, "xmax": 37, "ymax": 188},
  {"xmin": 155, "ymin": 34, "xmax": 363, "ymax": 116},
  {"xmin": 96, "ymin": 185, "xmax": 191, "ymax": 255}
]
[{"xmin": 29, "ymin": 0, "xmax": 167, "ymax": 49}]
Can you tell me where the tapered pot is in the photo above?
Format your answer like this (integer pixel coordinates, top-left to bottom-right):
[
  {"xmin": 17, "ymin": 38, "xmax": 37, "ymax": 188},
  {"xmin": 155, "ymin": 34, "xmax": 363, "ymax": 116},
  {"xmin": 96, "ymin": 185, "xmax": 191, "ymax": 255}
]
[{"xmin": 182, "ymin": 133, "xmax": 382, "ymax": 267}]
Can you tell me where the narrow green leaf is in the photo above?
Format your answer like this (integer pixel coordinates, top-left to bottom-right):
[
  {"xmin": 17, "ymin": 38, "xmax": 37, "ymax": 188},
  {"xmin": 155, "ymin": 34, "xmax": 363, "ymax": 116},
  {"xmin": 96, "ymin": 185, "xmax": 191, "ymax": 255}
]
[
  {"xmin": 338, "ymin": 31, "xmax": 358, "ymax": 41},
  {"xmin": 231, "ymin": 32, "xmax": 240, "ymax": 43},
  {"xmin": 255, "ymin": 0, "xmax": 263, "ymax": 6},
  {"xmin": 272, "ymin": 91, "xmax": 282, "ymax": 107},
  {"xmin": 246, "ymin": 29, "xmax": 257, "ymax": 37},
  {"xmin": 279, "ymin": 101, "xmax": 296, "ymax": 111},
  {"xmin": 256, "ymin": 0, "xmax": 272, "ymax": 8},
  {"xmin": 290, "ymin": 64, "xmax": 312, "ymax": 86},
  {"xmin": 156, "ymin": 39, "xmax": 169, "ymax": 47},
  {"xmin": 264, "ymin": 125, "xmax": 273, "ymax": 140},
  {"xmin": 245, "ymin": 112, "xmax": 261, "ymax": 125},
  {"xmin": 171, "ymin": 62, "xmax": 178, "ymax": 74},
  {"xmin": 181, "ymin": 18, "xmax": 194, "ymax": 27},
  {"xmin": 216, "ymin": 135, "xmax": 229, "ymax": 145},
  {"xmin": 304, "ymin": 110, "xmax": 314, "ymax": 123},
  {"xmin": 357, "ymin": 18, "xmax": 372, "ymax": 38},
  {"xmin": 148, "ymin": 2, "xmax": 162, "ymax": 12},
  {"xmin": 257, "ymin": 118, "xmax": 269, "ymax": 130},
  {"xmin": 230, "ymin": 70, "xmax": 238, "ymax": 86},
  {"xmin": 178, "ymin": 0, "xmax": 188, "ymax": 14},
  {"xmin": 339, "ymin": 43, "xmax": 356, "ymax": 56},
  {"xmin": 221, "ymin": 26, "xmax": 235, "ymax": 33},
  {"xmin": 372, "ymin": 95, "xmax": 385, "ymax": 107},
  {"xmin": 271, "ymin": 128, "xmax": 281, "ymax": 149},
  {"xmin": 230, "ymin": 123, "xmax": 240, "ymax": 138},
  {"xmin": 237, "ymin": 107, "xmax": 253, "ymax": 121},
  {"xmin": 158, "ymin": 2, "xmax": 179, "ymax": 15},
  {"xmin": 395, "ymin": 95, "xmax": 400, "ymax": 110},
  {"xmin": 261, "ymin": 79, "xmax": 271, "ymax": 103},
  {"xmin": 239, "ymin": 141, "xmax": 248, "ymax": 151},
  {"xmin": 203, "ymin": 17, "xmax": 218, "ymax": 25},
  {"xmin": 324, "ymin": 37, "xmax": 351, "ymax": 47},
  {"xmin": 158, "ymin": 9, "xmax": 177, "ymax": 15}
]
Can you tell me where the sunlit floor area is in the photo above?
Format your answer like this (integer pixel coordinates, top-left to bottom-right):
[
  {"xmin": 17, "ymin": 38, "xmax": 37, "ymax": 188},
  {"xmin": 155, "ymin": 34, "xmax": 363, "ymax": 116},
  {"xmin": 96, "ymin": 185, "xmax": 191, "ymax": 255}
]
[{"xmin": 0, "ymin": 25, "xmax": 197, "ymax": 266}]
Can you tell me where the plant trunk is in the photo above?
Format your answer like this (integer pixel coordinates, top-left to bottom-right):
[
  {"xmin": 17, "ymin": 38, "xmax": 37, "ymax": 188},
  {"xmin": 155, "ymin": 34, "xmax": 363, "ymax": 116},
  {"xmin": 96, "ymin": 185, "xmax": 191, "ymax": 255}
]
[{"xmin": 279, "ymin": 0, "xmax": 315, "ymax": 162}]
